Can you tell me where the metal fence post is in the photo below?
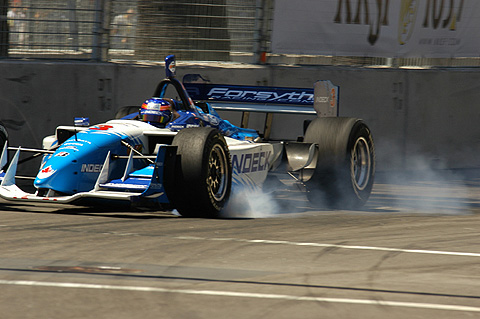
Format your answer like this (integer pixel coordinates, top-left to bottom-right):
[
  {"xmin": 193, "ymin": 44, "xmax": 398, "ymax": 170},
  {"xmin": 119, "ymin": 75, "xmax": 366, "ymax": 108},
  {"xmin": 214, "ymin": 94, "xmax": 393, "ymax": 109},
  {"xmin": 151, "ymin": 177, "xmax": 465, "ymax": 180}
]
[
  {"xmin": 67, "ymin": 0, "xmax": 79, "ymax": 51},
  {"xmin": 92, "ymin": 0, "xmax": 102, "ymax": 61},
  {"xmin": 253, "ymin": 0, "xmax": 271, "ymax": 64},
  {"xmin": 253, "ymin": 0, "xmax": 263, "ymax": 64},
  {"xmin": 0, "ymin": 0, "xmax": 8, "ymax": 57},
  {"xmin": 92, "ymin": 0, "xmax": 111, "ymax": 62}
]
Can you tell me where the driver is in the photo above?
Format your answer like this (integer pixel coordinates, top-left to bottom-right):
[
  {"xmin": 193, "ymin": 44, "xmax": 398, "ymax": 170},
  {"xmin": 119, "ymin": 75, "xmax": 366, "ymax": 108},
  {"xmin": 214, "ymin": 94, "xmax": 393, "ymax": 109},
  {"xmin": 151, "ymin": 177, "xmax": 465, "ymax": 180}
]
[{"xmin": 139, "ymin": 98, "xmax": 179, "ymax": 127}]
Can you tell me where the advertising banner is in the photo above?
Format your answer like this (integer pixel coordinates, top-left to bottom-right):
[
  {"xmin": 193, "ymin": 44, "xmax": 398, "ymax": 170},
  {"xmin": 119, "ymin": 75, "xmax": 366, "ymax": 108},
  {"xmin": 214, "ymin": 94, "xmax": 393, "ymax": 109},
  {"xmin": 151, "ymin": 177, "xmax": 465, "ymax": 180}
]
[{"xmin": 271, "ymin": 0, "xmax": 480, "ymax": 58}]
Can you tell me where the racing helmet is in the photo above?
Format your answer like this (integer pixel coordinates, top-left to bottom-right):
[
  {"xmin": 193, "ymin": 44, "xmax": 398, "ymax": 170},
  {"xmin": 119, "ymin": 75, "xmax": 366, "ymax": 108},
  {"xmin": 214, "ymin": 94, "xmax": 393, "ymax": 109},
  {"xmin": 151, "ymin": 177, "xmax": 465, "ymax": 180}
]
[{"xmin": 139, "ymin": 98, "xmax": 172, "ymax": 127}]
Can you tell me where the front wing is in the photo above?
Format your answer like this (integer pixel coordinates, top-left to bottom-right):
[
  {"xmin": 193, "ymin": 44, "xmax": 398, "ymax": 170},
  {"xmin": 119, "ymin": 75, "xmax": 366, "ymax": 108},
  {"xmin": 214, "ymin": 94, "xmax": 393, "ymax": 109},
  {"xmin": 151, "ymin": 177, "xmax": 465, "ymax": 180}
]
[{"xmin": 0, "ymin": 144, "xmax": 177, "ymax": 206}]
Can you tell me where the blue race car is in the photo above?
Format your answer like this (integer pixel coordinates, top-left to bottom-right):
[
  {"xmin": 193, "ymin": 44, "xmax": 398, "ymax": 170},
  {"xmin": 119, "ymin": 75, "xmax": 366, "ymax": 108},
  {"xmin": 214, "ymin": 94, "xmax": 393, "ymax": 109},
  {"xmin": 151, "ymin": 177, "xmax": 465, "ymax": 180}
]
[{"xmin": 0, "ymin": 55, "xmax": 375, "ymax": 218}]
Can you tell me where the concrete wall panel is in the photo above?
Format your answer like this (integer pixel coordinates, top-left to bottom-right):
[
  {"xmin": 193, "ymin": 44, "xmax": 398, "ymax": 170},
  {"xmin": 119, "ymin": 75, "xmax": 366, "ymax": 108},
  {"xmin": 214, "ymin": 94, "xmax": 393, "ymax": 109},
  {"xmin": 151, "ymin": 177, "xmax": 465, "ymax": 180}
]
[{"xmin": 1, "ymin": 61, "xmax": 479, "ymax": 175}]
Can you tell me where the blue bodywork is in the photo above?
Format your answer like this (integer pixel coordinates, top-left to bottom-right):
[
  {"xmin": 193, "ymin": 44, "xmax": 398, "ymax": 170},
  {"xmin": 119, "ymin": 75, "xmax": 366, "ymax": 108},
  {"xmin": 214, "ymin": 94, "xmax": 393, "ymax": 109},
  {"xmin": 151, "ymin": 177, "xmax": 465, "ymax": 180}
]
[{"xmin": 34, "ymin": 127, "xmax": 131, "ymax": 194}]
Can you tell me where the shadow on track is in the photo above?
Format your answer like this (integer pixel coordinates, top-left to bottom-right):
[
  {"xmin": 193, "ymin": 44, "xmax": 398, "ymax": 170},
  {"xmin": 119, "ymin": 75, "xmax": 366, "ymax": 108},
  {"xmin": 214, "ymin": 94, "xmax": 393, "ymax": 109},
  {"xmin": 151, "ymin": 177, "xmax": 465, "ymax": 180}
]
[{"xmin": 0, "ymin": 200, "xmax": 178, "ymax": 220}]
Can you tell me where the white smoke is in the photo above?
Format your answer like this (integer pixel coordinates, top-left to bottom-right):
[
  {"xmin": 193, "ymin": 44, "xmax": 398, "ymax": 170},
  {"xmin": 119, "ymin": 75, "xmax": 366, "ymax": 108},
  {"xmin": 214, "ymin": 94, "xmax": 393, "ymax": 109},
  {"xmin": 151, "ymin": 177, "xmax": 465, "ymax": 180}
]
[
  {"xmin": 372, "ymin": 154, "xmax": 472, "ymax": 215},
  {"xmin": 221, "ymin": 188, "xmax": 279, "ymax": 218},
  {"xmin": 220, "ymin": 148, "xmax": 474, "ymax": 218}
]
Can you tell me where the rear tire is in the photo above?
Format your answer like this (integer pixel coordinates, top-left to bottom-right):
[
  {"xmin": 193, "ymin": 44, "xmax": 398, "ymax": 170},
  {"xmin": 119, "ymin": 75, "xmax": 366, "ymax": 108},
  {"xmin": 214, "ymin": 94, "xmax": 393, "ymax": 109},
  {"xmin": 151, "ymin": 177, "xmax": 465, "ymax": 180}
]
[
  {"xmin": 169, "ymin": 127, "xmax": 232, "ymax": 218},
  {"xmin": 304, "ymin": 117, "xmax": 375, "ymax": 209}
]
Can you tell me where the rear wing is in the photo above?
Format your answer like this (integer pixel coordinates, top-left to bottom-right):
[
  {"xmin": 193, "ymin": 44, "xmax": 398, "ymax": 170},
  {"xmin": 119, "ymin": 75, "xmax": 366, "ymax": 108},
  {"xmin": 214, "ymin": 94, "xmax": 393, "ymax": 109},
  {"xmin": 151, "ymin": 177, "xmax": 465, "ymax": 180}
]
[{"xmin": 183, "ymin": 74, "xmax": 339, "ymax": 117}]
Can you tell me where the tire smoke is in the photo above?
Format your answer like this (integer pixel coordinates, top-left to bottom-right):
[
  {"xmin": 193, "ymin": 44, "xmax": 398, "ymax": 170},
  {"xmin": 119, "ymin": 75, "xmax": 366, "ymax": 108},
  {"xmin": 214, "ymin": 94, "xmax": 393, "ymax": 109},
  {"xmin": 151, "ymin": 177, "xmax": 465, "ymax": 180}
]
[
  {"xmin": 221, "ymin": 188, "xmax": 279, "ymax": 218},
  {"xmin": 371, "ymin": 155, "xmax": 472, "ymax": 214}
]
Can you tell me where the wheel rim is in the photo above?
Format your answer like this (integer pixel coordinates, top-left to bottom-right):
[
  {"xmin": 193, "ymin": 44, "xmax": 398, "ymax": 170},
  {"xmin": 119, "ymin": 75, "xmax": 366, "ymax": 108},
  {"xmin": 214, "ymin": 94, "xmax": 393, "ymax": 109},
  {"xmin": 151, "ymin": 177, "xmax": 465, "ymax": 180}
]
[
  {"xmin": 351, "ymin": 137, "xmax": 371, "ymax": 190},
  {"xmin": 207, "ymin": 144, "xmax": 228, "ymax": 201}
]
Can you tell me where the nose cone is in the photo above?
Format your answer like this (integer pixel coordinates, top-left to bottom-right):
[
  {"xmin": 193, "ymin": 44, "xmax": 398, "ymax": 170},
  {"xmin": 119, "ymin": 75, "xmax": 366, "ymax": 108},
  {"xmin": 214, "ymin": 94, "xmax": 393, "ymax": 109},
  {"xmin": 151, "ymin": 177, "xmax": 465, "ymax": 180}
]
[
  {"xmin": 34, "ymin": 149, "xmax": 82, "ymax": 194},
  {"xmin": 34, "ymin": 132, "xmax": 109, "ymax": 194},
  {"xmin": 34, "ymin": 121, "xmax": 144, "ymax": 194}
]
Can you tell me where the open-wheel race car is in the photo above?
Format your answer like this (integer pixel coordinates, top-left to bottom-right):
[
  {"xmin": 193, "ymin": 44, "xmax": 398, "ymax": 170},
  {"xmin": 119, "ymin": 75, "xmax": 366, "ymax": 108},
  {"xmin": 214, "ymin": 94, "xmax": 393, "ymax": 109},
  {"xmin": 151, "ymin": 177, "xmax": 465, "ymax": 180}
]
[{"xmin": 0, "ymin": 55, "xmax": 375, "ymax": 218}]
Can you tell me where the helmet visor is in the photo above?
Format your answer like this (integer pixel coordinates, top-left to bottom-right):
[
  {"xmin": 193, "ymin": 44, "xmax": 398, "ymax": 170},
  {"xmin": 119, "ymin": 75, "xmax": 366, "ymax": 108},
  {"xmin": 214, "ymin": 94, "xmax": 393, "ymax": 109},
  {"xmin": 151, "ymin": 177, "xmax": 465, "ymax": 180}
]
[{"xmin": 140, "ymin": 111, "xmax": 171, "ymax": 124}]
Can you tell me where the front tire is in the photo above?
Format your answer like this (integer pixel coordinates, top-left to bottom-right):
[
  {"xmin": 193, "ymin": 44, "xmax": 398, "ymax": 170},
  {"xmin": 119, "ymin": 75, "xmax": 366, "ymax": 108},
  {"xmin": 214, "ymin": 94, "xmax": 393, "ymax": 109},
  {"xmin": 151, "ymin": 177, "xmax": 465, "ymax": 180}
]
[
  {"xmin": 304, "ymin": 117, "xmax": 375, "ymax": 209},
  {"xmin": 169, "ymin": 127, "xmax": 232, "ymax": 218},
  {"xmin": 0, "ymin": 122, "xmax": 8, "ymax": 168}
]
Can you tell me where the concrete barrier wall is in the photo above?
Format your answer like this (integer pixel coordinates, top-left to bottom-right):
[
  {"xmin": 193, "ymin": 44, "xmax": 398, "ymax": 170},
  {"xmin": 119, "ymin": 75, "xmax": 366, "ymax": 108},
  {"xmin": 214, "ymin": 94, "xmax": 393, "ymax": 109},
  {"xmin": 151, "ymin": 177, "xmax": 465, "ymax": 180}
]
[{"xmin": 1, "ymin": 60, "xmax": 479, "ymax": 174}]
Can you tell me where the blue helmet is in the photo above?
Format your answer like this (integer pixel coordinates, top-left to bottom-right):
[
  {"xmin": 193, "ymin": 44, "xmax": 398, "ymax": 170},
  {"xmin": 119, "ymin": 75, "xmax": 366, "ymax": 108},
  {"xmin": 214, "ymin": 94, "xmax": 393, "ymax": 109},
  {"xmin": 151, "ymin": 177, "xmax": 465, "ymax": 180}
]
[{"xmin": 139, "ymin": 98, "xmax": 172, "ymax": 127}]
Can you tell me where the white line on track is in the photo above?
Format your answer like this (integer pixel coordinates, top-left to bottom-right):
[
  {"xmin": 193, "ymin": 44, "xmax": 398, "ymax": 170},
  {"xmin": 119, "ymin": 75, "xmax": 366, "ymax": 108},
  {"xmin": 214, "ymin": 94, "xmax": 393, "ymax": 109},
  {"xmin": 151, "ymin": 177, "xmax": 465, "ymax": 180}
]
[
  {"xmin": 0, "ymin": 279, "xmax": 479, "ymax": 313},
  {"xmin": 173, "ymin": 236, "xmax": 480, "ymax": 257}
]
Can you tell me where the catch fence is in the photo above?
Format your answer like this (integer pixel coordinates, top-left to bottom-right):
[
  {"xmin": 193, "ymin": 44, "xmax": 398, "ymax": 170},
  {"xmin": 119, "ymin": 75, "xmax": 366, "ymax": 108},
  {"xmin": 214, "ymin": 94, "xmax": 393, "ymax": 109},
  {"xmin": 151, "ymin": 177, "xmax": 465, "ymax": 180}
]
[
  {"xmin": 1, "ymin": 0, "xmax": 479, "ymax": 67},
  {"xmin": 0, "ymin": 0, "xmax": 269, "ymax": 63}
]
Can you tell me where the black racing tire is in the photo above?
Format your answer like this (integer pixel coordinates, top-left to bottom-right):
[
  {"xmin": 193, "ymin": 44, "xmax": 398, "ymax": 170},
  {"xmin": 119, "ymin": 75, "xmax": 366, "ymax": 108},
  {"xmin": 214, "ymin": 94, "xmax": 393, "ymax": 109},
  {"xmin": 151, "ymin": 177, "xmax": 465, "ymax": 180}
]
[
  {"xmin": 0, "ymin": 122, "xmax": 7, "ymax": 144},
  {"xmin": 0, "ymin": 121, "xmax": 8, "ymax": 166},
  {"xmin": 169, "ymin": 127, "xmax": 232, "ymax": 218},
  {"xmin": 304, "ymin": 117, "xmax": 375, "ymax": 209},
  {"xmin": 114, "ymin": 106, "xmax": 140, "ymax": 119}
]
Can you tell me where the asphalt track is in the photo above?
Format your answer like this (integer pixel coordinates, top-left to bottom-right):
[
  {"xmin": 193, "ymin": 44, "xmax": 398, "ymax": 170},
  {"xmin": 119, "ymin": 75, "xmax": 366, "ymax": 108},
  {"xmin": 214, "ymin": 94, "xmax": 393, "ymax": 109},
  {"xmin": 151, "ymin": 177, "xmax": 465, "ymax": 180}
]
[{"xmin": 1, "ymin": 171, "xmax": 480, "ymax": 319}]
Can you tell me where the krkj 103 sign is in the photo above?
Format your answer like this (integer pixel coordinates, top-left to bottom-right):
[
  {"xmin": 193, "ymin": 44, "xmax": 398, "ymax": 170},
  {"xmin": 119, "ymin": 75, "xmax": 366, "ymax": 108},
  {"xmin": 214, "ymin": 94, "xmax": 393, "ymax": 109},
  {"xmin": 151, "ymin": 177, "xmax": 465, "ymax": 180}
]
[{"xmin": 271, "ymin": 0, "xmax": 479, "ymax": 58}]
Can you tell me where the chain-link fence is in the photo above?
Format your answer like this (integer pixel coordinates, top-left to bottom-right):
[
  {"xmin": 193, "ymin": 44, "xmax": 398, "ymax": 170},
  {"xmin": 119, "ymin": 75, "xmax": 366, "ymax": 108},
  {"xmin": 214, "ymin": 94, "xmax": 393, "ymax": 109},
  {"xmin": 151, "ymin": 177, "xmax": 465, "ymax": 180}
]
[
  {"xmin": 0, "ymin": 0, "xmax": 268, "ymax": 63},
  {"xmin": 1, "ymin": 0, "xmax": 479, "ymax": 67},
  {"xmin": 1, "ymin": 0, "xmax": 100, "ymax": 59}
]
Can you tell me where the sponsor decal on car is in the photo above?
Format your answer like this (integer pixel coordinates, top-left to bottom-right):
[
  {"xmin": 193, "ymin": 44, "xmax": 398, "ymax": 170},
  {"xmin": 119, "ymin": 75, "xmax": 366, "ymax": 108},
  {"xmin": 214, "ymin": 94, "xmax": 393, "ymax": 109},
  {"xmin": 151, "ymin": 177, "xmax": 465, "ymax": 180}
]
[
  {"xmin": 37, "ymin": 165, "xmax": 56, "ymax": 179},
  {"xmin": 231, "ymin": 150, "xmax": 271, "ymax": 174},
  {"xmin": 90, "ymin": 125, "xmax": 114, "ymax": 131},
  {"xmin": 207, "ymin": 87, "xmax": 314, "ymax": 105},
  {"xmin": 60, "ymin": 146, "xmax": 79, "ymax": 152},
  {"xmin": 54, "ymin": 152, "xmax": 70, "ymax": 157},
  {"xmin": 168, "ymin": 60, "xmax": 176, "ymax": 75},
  {"xmin": 81, "ymin": 164, "xmax": 103, "ymax": 173}
]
